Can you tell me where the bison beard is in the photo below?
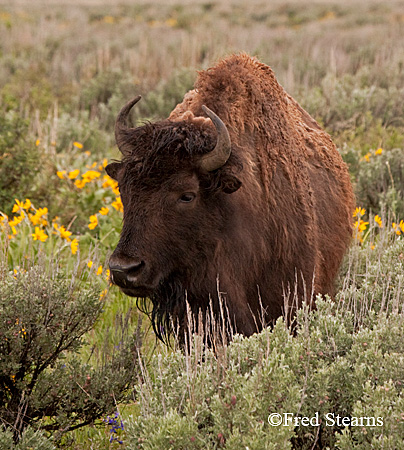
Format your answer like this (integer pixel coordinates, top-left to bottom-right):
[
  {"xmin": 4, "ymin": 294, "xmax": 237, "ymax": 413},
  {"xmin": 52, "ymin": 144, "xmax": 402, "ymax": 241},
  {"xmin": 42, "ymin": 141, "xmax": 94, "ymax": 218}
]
[{"xmin": 106, "ymin": 53, "xmax": 355, "ymax": 343}]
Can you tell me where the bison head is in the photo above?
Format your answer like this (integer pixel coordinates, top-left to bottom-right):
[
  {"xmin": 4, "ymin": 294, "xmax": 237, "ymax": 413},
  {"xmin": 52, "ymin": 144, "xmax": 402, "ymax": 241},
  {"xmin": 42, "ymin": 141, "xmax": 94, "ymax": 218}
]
[{"xmin": 106, "ymin": 97, "xmax": 242, "ymax": 339}]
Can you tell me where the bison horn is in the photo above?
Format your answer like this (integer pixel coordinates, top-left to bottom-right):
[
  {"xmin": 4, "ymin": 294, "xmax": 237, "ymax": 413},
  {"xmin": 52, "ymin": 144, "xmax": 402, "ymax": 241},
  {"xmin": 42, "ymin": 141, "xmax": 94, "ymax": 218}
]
[
  {"xmin": 198, "ymin": 105, "xmax": 232, "ymax": 172},
  {"xmin": 115, "ymin": 95, "xmax": 142, "ymax": 154}
]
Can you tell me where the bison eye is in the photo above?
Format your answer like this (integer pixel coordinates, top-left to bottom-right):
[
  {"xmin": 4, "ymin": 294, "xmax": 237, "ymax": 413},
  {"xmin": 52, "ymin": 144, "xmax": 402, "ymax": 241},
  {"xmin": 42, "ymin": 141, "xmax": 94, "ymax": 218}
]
[{"xmin": 179, "ymin": 192, "xmax": 196, "ymax": 203}]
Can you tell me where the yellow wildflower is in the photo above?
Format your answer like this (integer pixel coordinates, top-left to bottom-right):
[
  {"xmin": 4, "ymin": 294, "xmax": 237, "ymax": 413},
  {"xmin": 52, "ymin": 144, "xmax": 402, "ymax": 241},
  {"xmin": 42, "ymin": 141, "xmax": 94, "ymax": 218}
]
[
  {"xmin": 96, "ymin": 265, "xmax": 103, "ymax": 276},
  {"xmin": 88, "ymin": 214, "xmax": 98, "ymax": 230},
  {"xmin": 103, "ymin": 15, "xmax": 115, "ymax": 24},
  {"xmin": 21, "ymin": 199, "xmax": 31, "ymax": 210},
  {"xmin": 103, "ymin": 176, "xmax": 120, "ymax": 195},
  {"xmin": 73, "ymin": 141, "xmax": 83, "ymax": 149},
  {"xmin": 354, "ymin": 219, "xmax": 369, "ymax": 233},
  {"xmin": 74, "ymin": 179, "xmax": 87, "ymax": 189},
  {"xmin": 82, "ymin": 170, "xmax": 101, "ymax": 182},
  {"xmin": 58, "ymin": 225, "xmax": 72, "ymax": 241},
  {"xmin": 56, "ymin": 171, "xmax": 66, "ymax": 179},
  {"xmin": 105, "ymin": 269, "xmax": 110, "ymax": 280},
  {"xmin": 99, "ymin": 207, "xmax": 109, "ymax": 216},
  {"xmin": 12, "ymin": 198, "xmax": 32, "ymax": 212},
  {"xmin": 374, "ymin": 215, "xmax": 383, "ymax": 228},
  {"xmin": 87, "ymin": 261, "xmax": 93, "ymax": 268},
  {"xmin": 37, "ymin": 207, "xmax": 48, "ymax": 217},
  {"xmin": 29, "ymin": 213, "xmax": 41, "ymax": 226},
  {"xmin": 68, "ymin": 169, "xmax": 80, "ymax": 179},
  {"xmin": 112, "ymin": 197, "xmax": 123, "ymax": 213},
  {"xmin": 165, "ymin": 17, "xmax": 178, "ymax": 27},
  {"xmin": 9, "ymin": 213, "xmax": 25, "ymax": 228},
  {"xmin": 375, "ymin": 148, "xmax": 383, "ymax": 155},
  {"xmin": 100, "ymin": 288, "xmax": 108, "ymax": 300},
  {"xmin": 12, "ymin": 199, "xmax": 24, "ymax": 213},
  {"xmin": 392, "ymin": 223, "xmax": 400, "ymax": 235},
  {"xmin": 32, "ymin": 227, "xmax": 48, "ymax": 242},
  {"xmin": 353, "ymin": 207, "xmax": 366, "ymax": 217},
  {"xmin": 70, "ymin": 238, "xmax": 79, "ymax": 255},
  {"xmin": 30, "ymin": 208, "xmax": 48, "ymax": 227},
  {"xmin": 35, "ymin": 139, "xmax": 40, "ymax": 146},
  {"xmin": 392, "ymin": 221, "xmax": 404, "ymax": 235},
  {"xmin": 361, "ymin": 152, "xmax": 371, "ymax": 162}
]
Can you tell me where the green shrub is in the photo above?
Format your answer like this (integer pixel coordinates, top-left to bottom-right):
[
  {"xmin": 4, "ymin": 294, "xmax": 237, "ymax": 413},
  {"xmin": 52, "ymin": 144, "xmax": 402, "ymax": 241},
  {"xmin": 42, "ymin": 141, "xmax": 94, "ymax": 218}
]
[
  {"xmin": 0, "ymin": 66, "xmax": 54, "ymax": 119},
  {"xmin": 0, "ymin": 426, "xmax": 56, "ymax": 450},
  {"xmin": 0, "ymin": 254, "xmax": 141, "ymax": 444},
  {"xmin": 0, "ymin": 113, "xmax": 40, "ymax": 215},
  {"xmin": 302, "ymin": 71, "xmax": 404, "ymax": 135},
  {"xmin": 354, "ymin": 148, "xmax": 404, "ymax": 219},
  {"xmin": 337, "ymin": 225, "xmax": 404, "ymax": 317},
  {"xmin": 79, "ymin": 69, "xmax": 139, "ymax": 132},
  {"xmin": 125, "ymin": 294, "xmax": 404, "ymax": 449},
  {"xmin": 52, "ymin": 111, "xmax": 112, "ymax": 157},
  {"xmin": 136, "ymin": 68, "xmax": 196, "ymax": 120}
]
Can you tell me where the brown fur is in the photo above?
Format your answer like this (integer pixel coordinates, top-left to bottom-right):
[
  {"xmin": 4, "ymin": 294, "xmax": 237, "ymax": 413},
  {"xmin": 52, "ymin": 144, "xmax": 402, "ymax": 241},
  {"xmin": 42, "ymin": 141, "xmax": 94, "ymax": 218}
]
[{"xmin": 107, "ymin": 54, "xmax": 354, "ymax": 341}]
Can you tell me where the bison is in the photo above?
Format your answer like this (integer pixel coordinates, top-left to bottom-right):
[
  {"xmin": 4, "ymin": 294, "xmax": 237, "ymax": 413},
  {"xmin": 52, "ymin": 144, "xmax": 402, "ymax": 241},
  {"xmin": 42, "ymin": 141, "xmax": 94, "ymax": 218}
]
[{"xmin": 106, "ymin": 53, "xmax": 354, "ymax": 342}]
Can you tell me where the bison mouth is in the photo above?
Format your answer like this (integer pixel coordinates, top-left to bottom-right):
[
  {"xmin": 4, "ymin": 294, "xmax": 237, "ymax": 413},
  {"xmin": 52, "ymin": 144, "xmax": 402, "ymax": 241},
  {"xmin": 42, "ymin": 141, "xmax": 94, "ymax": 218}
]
[
  {"xmin": 119, "ymin": 285, "xmax": 154, "ymax": 298},
  {"xmin": 109, "ymin": 262, "xmax": 161, "ymax": 298}
]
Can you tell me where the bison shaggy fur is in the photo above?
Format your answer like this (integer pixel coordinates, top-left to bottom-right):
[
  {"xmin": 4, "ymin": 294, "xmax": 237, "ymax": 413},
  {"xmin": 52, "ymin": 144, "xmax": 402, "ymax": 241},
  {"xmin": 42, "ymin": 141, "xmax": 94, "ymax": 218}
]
[{"xmin": 106, "ymin": 53, "xmax": 355, "ymax": 342}]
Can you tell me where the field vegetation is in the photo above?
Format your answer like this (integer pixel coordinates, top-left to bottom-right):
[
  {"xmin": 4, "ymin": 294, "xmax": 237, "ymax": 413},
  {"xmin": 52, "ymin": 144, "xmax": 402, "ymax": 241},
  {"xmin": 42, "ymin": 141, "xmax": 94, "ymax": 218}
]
[{"xmin": 0, "ymin": 0, "xmax": 403, "ymax": 448}]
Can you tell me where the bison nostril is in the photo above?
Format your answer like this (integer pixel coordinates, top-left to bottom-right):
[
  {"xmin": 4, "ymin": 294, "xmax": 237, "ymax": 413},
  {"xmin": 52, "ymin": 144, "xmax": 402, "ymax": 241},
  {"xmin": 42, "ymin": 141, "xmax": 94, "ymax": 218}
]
[
  {"xmin": 109, "ymin": 259, "xmax": 145, "ymax": 286},
  {"xmin": 110, "ymin": 260, "xmax": 144, "ymax": 274}
]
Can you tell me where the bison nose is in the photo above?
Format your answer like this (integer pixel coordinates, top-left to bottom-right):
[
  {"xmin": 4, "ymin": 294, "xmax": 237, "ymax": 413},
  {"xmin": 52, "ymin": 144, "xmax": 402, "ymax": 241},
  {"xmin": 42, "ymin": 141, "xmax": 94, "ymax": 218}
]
[{"xmin": 109, "ymin": 255, "xmax": 145, "ymax": 287}]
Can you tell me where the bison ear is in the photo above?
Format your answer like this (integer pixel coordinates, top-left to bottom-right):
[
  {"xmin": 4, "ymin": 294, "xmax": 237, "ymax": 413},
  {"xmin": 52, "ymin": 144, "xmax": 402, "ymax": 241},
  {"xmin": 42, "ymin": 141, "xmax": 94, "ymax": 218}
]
[
  {"xmin": 220, "ymin": 174, "xmax": 242, "ymax": 194},
  {"xmin": 105, "ymin": 162, "xmax": 122, "ymax": 181}
]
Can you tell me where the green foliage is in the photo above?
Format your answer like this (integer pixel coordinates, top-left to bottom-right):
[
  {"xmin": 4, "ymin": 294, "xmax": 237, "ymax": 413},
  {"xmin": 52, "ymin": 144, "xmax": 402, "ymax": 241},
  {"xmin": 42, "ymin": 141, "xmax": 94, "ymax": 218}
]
[
  {"xmin": 79, "ymin": 69, "xmax": 139, "ymax": 132},
  {"xmin": 0, "ymin": 113, "xmax": 39, "ymax": 215},
  {"xmin": 355, "ymin": 148, "xmax": 404, "ymax": 219},
  {"xmin": 52, "ymin": 112, "xmax": 112, "ymax": 157},
  {"xmin": 304, "ymin": 71, "xmax": 404, "ymax": 132},
  {"xmin": 0, "ymin": 426, "xmax": 56, "ymax": 450},
  {"xmin": 337, "ymin": 228, "xmax": 404, "ymax": 320},
  {"xmin": 0, "ymin": 66, "xmax": 54, "ymax": 118},
  {"xmin": 127, "ymin": 322, "xmax": 299, "ymax": 450},
  {"xmin": 126, "ymin": 291, "xmax": 404, "ymax": 449},
  {"xmin": 0, "ymin": 254, "xmax": 141, "ymax": 444},
  {"xmin": 136, "ymin": 68, "xmax": 196, "ymax": 120}
]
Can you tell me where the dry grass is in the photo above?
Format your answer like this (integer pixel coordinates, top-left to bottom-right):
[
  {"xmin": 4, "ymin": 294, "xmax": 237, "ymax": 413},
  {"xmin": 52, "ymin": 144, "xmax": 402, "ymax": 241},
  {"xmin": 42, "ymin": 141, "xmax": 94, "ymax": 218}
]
[{"xmin": 1, "ymin": 0, "xmax": 403, "ymax": 104}]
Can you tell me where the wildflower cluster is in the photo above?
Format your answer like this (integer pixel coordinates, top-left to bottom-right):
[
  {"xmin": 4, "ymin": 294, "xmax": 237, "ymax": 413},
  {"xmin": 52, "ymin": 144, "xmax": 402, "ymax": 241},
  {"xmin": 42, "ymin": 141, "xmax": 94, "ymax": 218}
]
[
  {"xmin": 104, "ymin": 411, "xmax": 125, "ymax": 445},
  {"xmin": 0, "ymin": 198, "xmax": 81, "ymax": 254},
  {"xmin": 353, "ymin": 207, "xmax": 369, "ymax": 243},
  {"xmin": 56, "ymin": 152, "xmax": 123, "ymax": 231},
  {"xmin": 360, "ymin": 147, "xmax": 383, "ymax": 162},
  {"xmin": 1, "ymin": 199, "xmax": 111, "ymax": 294},
  {"xmin": 353, "ymin": 206, "xmax": 403, "ymax": 245},
  {"xmin": 1, "ymin": 198, "xmax": 50, "ymax": 241},
  {"xmin": 392, "ymin": 220, "xmax": 404, "ymax": 235}
]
